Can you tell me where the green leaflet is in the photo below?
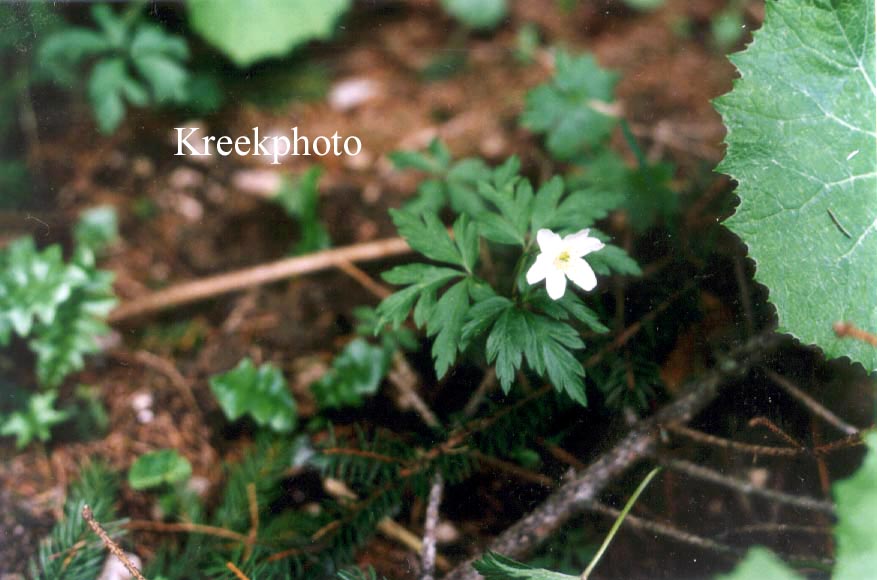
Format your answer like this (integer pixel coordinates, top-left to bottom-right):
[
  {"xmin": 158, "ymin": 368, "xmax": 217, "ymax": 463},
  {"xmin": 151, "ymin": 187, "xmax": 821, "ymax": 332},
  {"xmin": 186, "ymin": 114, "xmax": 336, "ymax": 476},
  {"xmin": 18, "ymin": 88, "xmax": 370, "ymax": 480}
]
[
  {"xmin": 273, "ymin": 166, "xmax": 331, "ymax": 255},
  {"xmin": 715, "ymin": 0, "xmax": 877, "ymax": 371},
  {"xmin": 0, "ymin": 392, "xmax": 69, "ymax": 449},
  {"xmin": 187, "ymin": 0, "xmax": 351, "ymax": 67},
  {"xmin": 40, "ymin": 4, "xmax": 190, "ymax": 133},
  {"xmin": 485, "ymin": 306, "xmax": 588, "ymax": 404},
  {"xmin": 521, "ymin": 50, "xmax": 619, "ymax": 161},
  {"xmin": 209, "ymin": 358, "xmax": 298, "ymax": 433},
  {"xmin": 390, "ymin": 139, "xmax": 492, "ymax": 216},
  {"xmin": 474, "ymin": 551, "xmax": 578, "ymax": 580}
]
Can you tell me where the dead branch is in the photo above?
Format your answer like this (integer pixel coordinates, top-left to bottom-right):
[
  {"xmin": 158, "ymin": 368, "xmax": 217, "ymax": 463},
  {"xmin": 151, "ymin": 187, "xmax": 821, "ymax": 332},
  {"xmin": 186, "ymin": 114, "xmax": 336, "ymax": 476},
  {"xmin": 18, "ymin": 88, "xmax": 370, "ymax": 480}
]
[
  {"xmin": 582, "ymin": 500, "xmax": 742, "ymax": 559},
  {"xmin": 109, "ymin": 236, "xmax": 412, "ymax": 322},
  {"xmin": 82, "ymin": 505, "xmax": 147, "ymax": 580},
  {"xmin": 657, "ymin": 458, "xmax": 835, "ymax": 515},
  {"xmin": 226, "ymin": 561, "xmax": 251, "ymax": 580},
  {"xmin": 420, "ymin": 473, "xmax": 445, "ymax": 580},
  {"xmin": 443, "ymin": 332, "xmax": 782, "ymax": 580},
  {"xmin": 833, "ymin": 321, "xmax": 877, "ymax": 346},
  {"xmin": 764, "ymin": 369, "xmax": 859, "ymax": 435}
]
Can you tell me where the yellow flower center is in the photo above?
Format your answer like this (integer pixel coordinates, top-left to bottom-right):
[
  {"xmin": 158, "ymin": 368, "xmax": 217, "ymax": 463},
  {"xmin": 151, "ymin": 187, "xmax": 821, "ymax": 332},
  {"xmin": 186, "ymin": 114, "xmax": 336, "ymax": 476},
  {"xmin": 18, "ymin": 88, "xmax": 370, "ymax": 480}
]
[{"xmin": 553, "ymin": 250, "xmax": 571, "ymax": 271}]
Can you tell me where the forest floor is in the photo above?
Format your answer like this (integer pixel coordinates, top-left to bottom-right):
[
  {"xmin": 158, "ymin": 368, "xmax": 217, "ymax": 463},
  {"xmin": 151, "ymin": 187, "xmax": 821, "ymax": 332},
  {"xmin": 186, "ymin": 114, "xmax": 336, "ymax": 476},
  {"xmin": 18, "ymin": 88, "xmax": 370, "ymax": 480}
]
[{"xmin": 2, "ymin": 0, "xmax": 875, "ymax": 578}]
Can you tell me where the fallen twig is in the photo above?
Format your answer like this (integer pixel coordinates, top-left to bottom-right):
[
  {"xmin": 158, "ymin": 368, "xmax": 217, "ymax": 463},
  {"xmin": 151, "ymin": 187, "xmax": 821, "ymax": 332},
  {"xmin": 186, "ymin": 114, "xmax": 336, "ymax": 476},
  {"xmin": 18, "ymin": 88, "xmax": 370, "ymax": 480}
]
[
  {"xmin": 833, "ymin": 321, "xmax": 877, "ymax": 347},
  {"xmin": 109, "ymin": 236, "xmax": 412, "ymax": 322},
  {"xmin": 82, "ymin": 505, "xmax": 147, "ymax": 580},
  {"xmin": 765, "ymin": 369, "xmax": 859, "ymax": 435},
  {"xmin": 420, "ymin": 473, "xmax": 445, "ymax": 580},
  {"xmin": 226, "ymin": 561, "xmax": 251, "ymax": 580},
  {"xmin": 443, "ymin": 332, "xmax": 782, "ymax": 580},
  {"xmin": 583, "ymin": 500, "xmax": 741, "ymax": 559},
  {"xmin": 657, "ymin": 458, "xmax": 834, "ymax": 515}
]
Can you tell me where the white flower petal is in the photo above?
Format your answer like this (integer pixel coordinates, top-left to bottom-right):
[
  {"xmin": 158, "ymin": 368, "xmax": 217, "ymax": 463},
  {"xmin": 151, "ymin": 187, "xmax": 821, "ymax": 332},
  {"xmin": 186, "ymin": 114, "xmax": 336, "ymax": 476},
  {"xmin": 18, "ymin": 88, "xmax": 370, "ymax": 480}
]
[
  {"xmin": 536, "ymin": 229, "xmax": 563, "ymax": 255},
  {"xmin": 566, "ymin": 258, "xmax": 598, "ymax": 292},
  {"xmin": 546, "ymin": 270, "xmax": 567, "ymax": 300},
  {"xmin": 564, "ymin": 229, "xmax": 605, "ymax": 258},
  {"xmin": 526, "ymin": 254, "xmax": 552, "ymax": 284}
]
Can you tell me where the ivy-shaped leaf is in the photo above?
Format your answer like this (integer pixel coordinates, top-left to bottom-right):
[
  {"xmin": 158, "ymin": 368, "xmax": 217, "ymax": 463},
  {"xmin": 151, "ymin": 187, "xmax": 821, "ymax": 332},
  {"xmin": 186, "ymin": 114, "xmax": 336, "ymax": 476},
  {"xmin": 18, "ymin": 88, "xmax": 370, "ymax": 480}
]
[
  {"xmin": 715, "ymin": 0, "xmax": 876, "ymax": 371},
  {"xmin": 128, "ymin": 449, "xmax": 192, "ymax": 491},
  {"xmin": 311, "ymin": 338, "xmax": 389, "ymax": 409},
  {"xmin": 209, "ymin": 358, "xmax": 298, "ymax": 433}
]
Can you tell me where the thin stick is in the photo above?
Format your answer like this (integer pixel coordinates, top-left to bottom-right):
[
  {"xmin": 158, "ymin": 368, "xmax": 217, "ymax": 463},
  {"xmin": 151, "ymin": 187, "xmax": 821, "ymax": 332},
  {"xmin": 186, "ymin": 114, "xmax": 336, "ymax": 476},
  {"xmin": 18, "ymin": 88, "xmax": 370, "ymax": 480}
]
[
  {"xmin": 733, "ymin": 255, "xmax": 754, "ymax": 337},
  {"xmin": 322, "ymin": 478, "xmax": 451, "ymax": 571},
  {"xmin": 471, "ymin": 452, "xmax": 555, "ymax": 488},
  {"xmin": 379, "ymin": 518, "xmax": 452, "ymax": 572},
  {"xmin": 420, "ymin": 473, "xmax": 444, "ymax": 580},
  {"xmin": 664, "ymin": 424, "xmax": 864, "ymax": 458},
  {"xmin": 336, "ymin": 259, "xmax": 392, "ymax": 299},
  {"xmin": 582, "ymin": 500, "xmax": 741, "ymax": 559},
  {"xmin": 537, "ymin": 438, "xmax": 587, "ymax": 471},
  {"xmin": 444, "ymin": 332, "xmax": 782, "ymax": 580},
  {"xmin": 82, "ymin": 505, "xmax": 147, "ymax": 580},
  {"xmin": 718, "ymin": 523, "xmax": 831, "ymax": 538},
  {"xmin": 226, "ymin": 561, "xmax": 251, "ymax": 580},
  {"xmin": 658, "ymin": 458, "xmax": 834, "ymax": 515},
  {"xmin": 765, "ymin": 369, "xmax": 859, "ymax": 435},
  {"xmin": 581, "ymin": 467, "xmax": 661, "ymax": 579},
  {"xmin": 664, "ymin": 424, "xmax": 801, "ymax": 457},
  {"xmin": 128, "ymin": 350, "xmax": 200, "ymax": 416},
  {"xmin": 833, "ymin": 321, "xmax": 877, "ymax": 347},
  {"xmin": 243, "ymin": 483, "xmax": 258, "ymax": 561},
  {"xmin": 462, "ymin": 368, "xmax": 497, "ymax": 419},
  {"xmin": 748, "ymin": 417, "xmax": 805, "ymax": 449},
  {"xmin": 388, "ymin": 351, "xmax": 441, "ymax": 429},
  {"xmin": 109, "ymin": 236, "xmax": 412, "ymax": 322},
  {"xmin": 124, "ymin": 520, "xmax": 250, "ymax": 543}
]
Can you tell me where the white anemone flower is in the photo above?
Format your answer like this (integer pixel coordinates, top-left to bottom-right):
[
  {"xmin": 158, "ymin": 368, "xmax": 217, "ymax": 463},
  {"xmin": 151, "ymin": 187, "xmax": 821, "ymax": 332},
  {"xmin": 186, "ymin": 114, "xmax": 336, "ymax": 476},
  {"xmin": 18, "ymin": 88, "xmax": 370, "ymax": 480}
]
[{"xmin": 526, "ymin": 228, "xmax": 604, "ymax": 300}]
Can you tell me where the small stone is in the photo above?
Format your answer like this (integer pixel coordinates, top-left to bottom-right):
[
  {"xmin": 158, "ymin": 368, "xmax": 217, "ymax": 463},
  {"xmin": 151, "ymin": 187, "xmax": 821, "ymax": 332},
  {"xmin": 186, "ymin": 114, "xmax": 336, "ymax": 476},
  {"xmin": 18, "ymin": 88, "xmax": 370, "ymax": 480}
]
[
  {"xmin": 231, "ymin": 169, "xmax": 282, "ymax": 198},
  {"xmin": 97, "ymin": 552, "xmax": 143, "ymax": 580},
  {"xmin": 131, "ymin": 157, "xmax": 154, "ymax": 178},
  {"xmin": 748, "ymin": 468, "xmax": 769, "ymax": 488},
  {"xmin": 435, "ymin": 521, "xmax": 460, "ymax": 544},
  {"xmin": 187, "ymin": 475, "xmax": 210, "ymax": 498},
  {"xmin": 169, "ymin": 167, "xmax": 204, "ymax": 190},
  {"xmin": 131, "ymin": 392, "xmax": 153, "ymax": 412},
  {"xmin": 329, "ymin": 78, "xmax": 381, "ymax": 111},
  {"xmin": 175, "ymin": 194, "xmax": 204, "ymax": 223}
]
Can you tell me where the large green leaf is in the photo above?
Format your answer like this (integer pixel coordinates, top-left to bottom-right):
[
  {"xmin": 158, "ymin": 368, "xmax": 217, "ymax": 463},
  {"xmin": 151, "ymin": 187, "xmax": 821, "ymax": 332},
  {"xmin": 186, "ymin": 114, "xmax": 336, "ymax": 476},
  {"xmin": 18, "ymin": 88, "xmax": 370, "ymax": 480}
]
[
  {"xmin": 187, "ymin": 0, "xmax": 351, "ymax": 67},
  {"xmin": 833, "ymin": 432, "xmax": 877, "ymax": 580},
  {"xmin": 716, "ymin": 0, "xmax": 876, "ymax": 370},
  {"xmin": 716, "ymin": 547, "xmax": 802, "ymax": 580}
]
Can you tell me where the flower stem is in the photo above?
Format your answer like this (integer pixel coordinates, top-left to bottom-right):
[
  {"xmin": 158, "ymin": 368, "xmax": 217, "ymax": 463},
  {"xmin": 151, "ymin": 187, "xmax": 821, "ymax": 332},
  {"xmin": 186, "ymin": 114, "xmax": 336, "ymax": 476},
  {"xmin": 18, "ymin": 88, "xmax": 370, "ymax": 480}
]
[{"xmin": 580, "ymin": 466, "xmax": 662, "ymax": 579}]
